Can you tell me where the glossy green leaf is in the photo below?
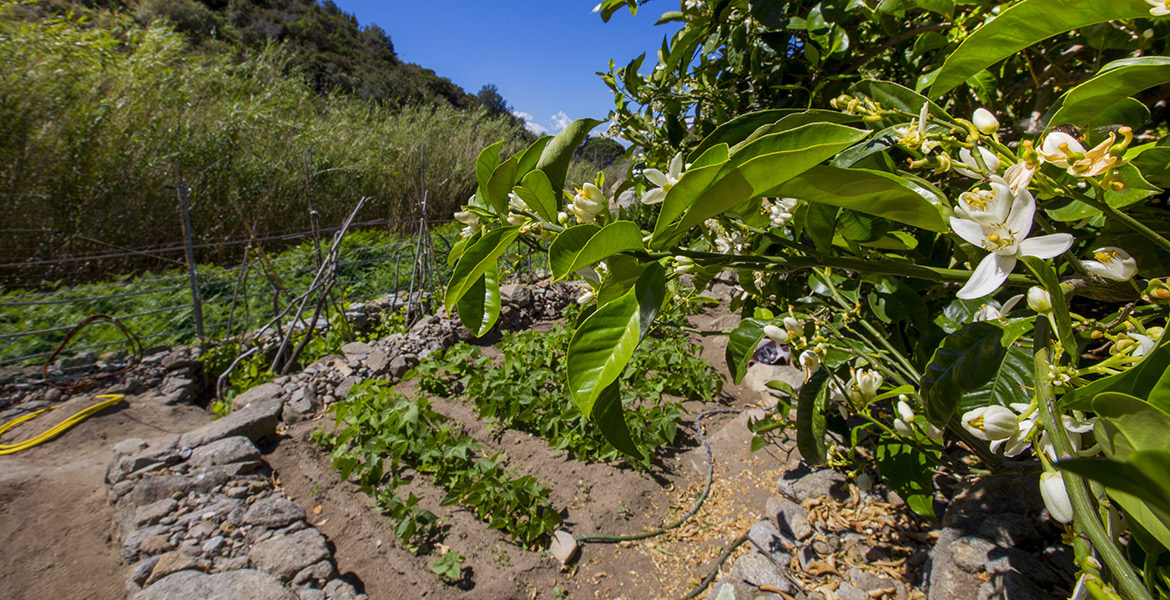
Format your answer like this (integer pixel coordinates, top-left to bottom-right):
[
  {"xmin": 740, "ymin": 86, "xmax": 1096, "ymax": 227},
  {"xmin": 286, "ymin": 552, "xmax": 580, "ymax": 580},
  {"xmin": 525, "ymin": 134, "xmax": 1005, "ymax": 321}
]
[
  {"xmin": 485, "ymin": 156, "xmax": 518, "ymax": 217},
  {"xmin": 456, "ymin": 262, "xmax": 500, "ymax": 338},
  {"xmin": 1092, "ymin": 392, "xmax": 1170, "ymax": 460},
  {"xmin": 725, "ymin": 318, "xmax": 767, "ymax": 385},
  {"xmin": 446, "ymin": 230, "xmax": 480, "ymax": 267},
  {"xmin": 1089, "ymin": 98, "xmax": 1151, "ymax": 137},
  {"xmin": 597, "ymin": 255, "xmax": 645, "ymax": 306},
  {"xmin": 796, "ymin": 367, "xmax": 830, "ymax": 466},
  {"xmin": 662, "ymin": 124, "xmax": 868, "ymax": 244},
  {"xmin": 961, "ymin": 345, "xmax": 1033, "ymax": 414},
  {"xmin": 1059, "ymin": 451, "xmax": 1170, "ymax": 517},
  {"xmin": 876, "ymin": 440, "xmax": 938, "ymax": 521},
  {"xmin": 1132, "ymin": 146, "xmax": 1170, "ymax": 189},
  {"xmin": 444, "ymin": 226, "xmax": 521, "ymax": 313},
  {"xmin": 566, "ymin": 263, "xmax": 666, "ymax": 417},
  {"xmin": 548, "ymin": 224, "xmax": 600, "ymax": 280},
  {"xmin": 652, "ymin": 145, "xmax": 732, "ymax": 239},
  {"xmin": 1063, "ymin": 335, "xmax": 1170, "ymax": 411},
  {"xmin": 1047, "ymin": 58, "xmax": 1170, "ymax": 129},
  {"xmin": 592, "ymin": 381, "xmax": 644, "ymax": 460},
  {"xmin": 731, "ymin": 111, "xmax": 864, "ymax": 153},
  {"xmin": 688, "ymin": 110, "xmax": 798, "ymax": 162},
  {"xmin": 535, "ymin": 118, "xmax": 603, "ymax": 193},
  {"xmin": 550, "ymin": 221, "xmax": 643, "ymax": 281},
  {"xmin": 851, "ymin": 80, "xmax": 945, "ymax": 116},
  {"xmin": 920, "ymin": 322, "xmax": 1009, "ymax": 426},
  {"xmin": 769, "ymin": 165, "xmax": 948, "ymax": 232},
  {"xmin": 514, "ymin": 135, "xmax": 552, "ymax": 181},
  {"xmin": 475, "ymin": 140, "xmax": 504, "ymax": 190},
  {"xmin": 929, "ymin": 0, "xmax": 1154, "ymax": 97},
  {"xmin": 512, "ymin": 170, "xmax": 558, "ymax": 223}
]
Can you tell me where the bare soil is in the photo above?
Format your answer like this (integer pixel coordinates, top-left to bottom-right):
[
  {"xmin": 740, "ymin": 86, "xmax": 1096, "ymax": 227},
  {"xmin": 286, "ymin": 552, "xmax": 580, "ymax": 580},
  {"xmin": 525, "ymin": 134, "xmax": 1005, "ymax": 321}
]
[{"xmin": 0, "ymin": 394, "xmax": 208, "ymax": 600}]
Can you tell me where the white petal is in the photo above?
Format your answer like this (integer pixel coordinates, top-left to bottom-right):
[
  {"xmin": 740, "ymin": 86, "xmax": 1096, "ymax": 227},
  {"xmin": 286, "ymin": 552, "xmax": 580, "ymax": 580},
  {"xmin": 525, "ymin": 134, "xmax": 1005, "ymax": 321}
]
[
  {"xmin": 950, "ymin": 217, "xmax": 987, "ymax": 247},
  {"xmin": 1004, "ymin": 187, "xmax": 1036, "ymax": 237},
  {"xmin": 1000, "ymin": 294, "xmax": 1024, "ymax": 314},
  {"xmin": 641, "ymin": 188, "xmax": 666, "ymax": 205},
  {"xmin": 669, "ymin": 152, "xmax": 685, "ymax": 178},
  {"xmin": 1019, "ymin": 233, "xmax": 1075, "ymax": 260},
  {"xmin": 644, "ymin": 168, "xmax": 670, "ymax": 188},
  {"xmin": 957, "ymin": 253, "xmax": 1015, "ymax": 300},
  {"xmin": 1041, "ymin": 131, "xmax": 1085, "ymax": 157}
]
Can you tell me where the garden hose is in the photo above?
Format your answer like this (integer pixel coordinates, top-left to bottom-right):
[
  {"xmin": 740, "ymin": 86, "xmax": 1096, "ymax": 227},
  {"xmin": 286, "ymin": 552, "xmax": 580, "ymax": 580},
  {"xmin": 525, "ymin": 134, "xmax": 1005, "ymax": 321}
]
[
  {"xmin": 0, "ymin": 394, "xmax": 125, "ymax": 455},
  {"xmin": 574, "ymin": 408, "xmax": 744, "ymax": 542}
]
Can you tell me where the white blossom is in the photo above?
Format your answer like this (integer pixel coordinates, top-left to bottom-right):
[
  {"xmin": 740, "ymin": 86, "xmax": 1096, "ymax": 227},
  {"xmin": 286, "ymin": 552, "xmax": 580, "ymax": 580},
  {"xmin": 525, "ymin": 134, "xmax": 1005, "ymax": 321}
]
[
  {"xmin": 763, "ymin": 324, "xmax": 789, "ymax": 345},
  {"xmin": 571, "ymin": 183, "xmax": 608, "ymax": 224},
  {"xmin": 1146, "ymin": 0, "xmax": 1170, "ymax": 17},
  {"xmin": 1040, "ymin": 472, "xmax": 1074, "ymax": 524},
  {"xmin": 961, "ymin": 405, "xmax": 1019, "ymax": 441},
  {"xmin": 972, "ymin": 108, "xmax": 999, "ymax": 135},
  {"xmin": 641, "ymin": 152, "xmax": 688, "ymax": 205},
  {"xmin": 954, "ymin": 146, "xmax": 1001, "ymax": 179},
  {"xmin": 1082, "ymin": 247, "xmax": 1137, "ymax": 281}
]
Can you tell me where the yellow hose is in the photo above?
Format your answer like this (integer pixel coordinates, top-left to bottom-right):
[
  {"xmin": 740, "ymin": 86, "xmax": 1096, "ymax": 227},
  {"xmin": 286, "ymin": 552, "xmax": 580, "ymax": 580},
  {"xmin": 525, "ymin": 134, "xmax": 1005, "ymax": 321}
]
[{"xmin": 0, "ymin": 394, "xmax": 125, "ymax": 455}]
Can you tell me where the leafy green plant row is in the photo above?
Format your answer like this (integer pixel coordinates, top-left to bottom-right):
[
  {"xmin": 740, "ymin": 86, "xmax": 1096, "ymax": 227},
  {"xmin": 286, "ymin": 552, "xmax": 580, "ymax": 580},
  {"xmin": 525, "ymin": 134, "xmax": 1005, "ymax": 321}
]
[
  {"xmin": 313, "ymin": 380, "xmax": 562, "ymax": 549},
  {"xmin": 418, "ymin": 317, "xmax": 722, "ymax": 470}
]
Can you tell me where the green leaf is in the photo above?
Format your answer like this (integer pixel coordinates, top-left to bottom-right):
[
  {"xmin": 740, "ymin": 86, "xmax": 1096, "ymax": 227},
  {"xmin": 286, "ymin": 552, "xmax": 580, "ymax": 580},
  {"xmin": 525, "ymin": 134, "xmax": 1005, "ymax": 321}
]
[
  {"xmin": 725, "ymin": 318, "xmax": 767, "ymax": 385},
  {"xmin": 485, "ymin": 156, "xmax": 518, "ymax": 217},
  {"xmin": 920, "ymin": 322, "xmax": 1009, "ymax": 426},
  {"xmin": 660, "ymin": 123, "xmax": 869, "ymax": 245},
  {"xmin": 769, "ymin": 166, "xmax": 948, "ymax": 232},
  {"xmin": 566, "ymin": 262, "xmax": 666, "ymax": 417},
  {"xmin": 929, "ymin": 0, "xmax": 1154, "ymax": 97},
  {"xmin": 597, "ymin": 255, "xmax": 646, "ymax": 306},
  {"xmin": 1092, "ymin": 392, "xmax": 1170, "ymax": 460},
  {"xmin": 592, "ymin": 381, "xmax": 644, "ymax": 460},
  {"xmin": 1132, "ymin": 146, "xmax": 1170, "ymax": 189},
  {"xmin": 962, "ymin": 345, "xmax": 1034, "ymax": 414},
  {"xmin": 535, "ymin": 118, "xmax": 603, "ymax": 194},
  {"xmin": 796, "ymin": 367, "xmax": 830, "ymax": 466},
  {"xmin": 456, "ymin": 262, "xmax": 500, "ymax": 338},
  {"xmin": 731, "ymin": 111, "xmax": 864, "ymax": 154},
  {"xmin": 687, "ymin": 110, "xmax": 799, "ymax": 162},
  {"xmin": 1062, "ymin": 335, "xmax": 1170, "ymax": 411},
  {"xmin": 851, "ymin": 80, "xmax": 944, "ymax": 116},
  {"xmin": 652, "ymin": 144, "xmax": 732, "ymax": 239},
  {"xmin": 447, "ymin": 230, "xmax": 480, "ymax": 267},
  {"xmin": 514, "ymin": 136, "xmax": 552, "ymax": 180},
  {"xmin": 549, "ymin": 221, "xmax": 644, "ymax": 281},
  {"xmin": 444, "ymin": 226, "xmax": 521, "ymax": 313},
  {"xmin": 512, "ymin": 170, "xmax": 558, "ymax": 223},
  {"xmin": 1047, "ymin": 58, "xmax": 1170, "ymax": 129},
  {"xmin": 1059, "ymin": 451, "xmax": 1170, "ymax": 517},
  {"xmin": 876, "ymin": 440, "xmax": 938, "ymax": 521},
  {"xmin": 476, "ymin": 141, "xmax": 504, "ymax": 190}
]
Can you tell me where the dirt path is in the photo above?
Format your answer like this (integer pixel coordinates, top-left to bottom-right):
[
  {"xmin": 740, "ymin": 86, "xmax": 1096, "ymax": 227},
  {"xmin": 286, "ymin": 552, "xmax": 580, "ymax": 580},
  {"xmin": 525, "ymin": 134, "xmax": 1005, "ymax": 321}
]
[{"xmin": 0, "ymin": 395, "xmax": 207, "ymax": 600}]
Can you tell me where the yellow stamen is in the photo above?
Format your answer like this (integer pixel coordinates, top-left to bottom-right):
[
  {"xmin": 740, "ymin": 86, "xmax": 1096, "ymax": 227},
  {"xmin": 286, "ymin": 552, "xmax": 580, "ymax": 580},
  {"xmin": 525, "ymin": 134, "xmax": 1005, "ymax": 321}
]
[
  {"xmin": 987, "ymin": 233, "xmax": 1001, "ymax": 244},
  {"xmin": 1095, "ymin": 249, "xmax": 1120, "ymax": 264}
]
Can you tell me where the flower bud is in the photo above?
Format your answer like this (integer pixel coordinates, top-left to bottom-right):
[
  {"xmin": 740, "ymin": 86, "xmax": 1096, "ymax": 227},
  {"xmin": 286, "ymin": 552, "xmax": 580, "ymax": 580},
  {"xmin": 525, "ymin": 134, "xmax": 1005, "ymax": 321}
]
[
  {"xmin": 763, "ymin": 324, "xmax": 789, "ymax": 345},
  {"xmin": 972, "ymin": 108, "xmax": 999, "ymax": 135},
  {"xmin": 783, "ymin": 317, "xmax": 803, "ymax": 339},
  {"xmin": 1040, "ymin": 471, "xmax": 1074, "ymax": 524},
  {"xmin": 799, "ymin": 350, "xmax": 820, "ymax": 373},
  {"xmin": 925, "ymin": 424, "xmax": 944, "ymax": 440},
  {"xmin": 961, "ymin": 405, "xmax": 1019, "ymax": 441},
  {"xmin": 894, "ymin": 419, "xmax": 914, "ymax": 437},
  {"xmin": 1027, "ymin": 287, "xmax": 1052, "ymax": 313},
  {"xmin": 454, "ymin": 210, "xmax": 477, "ymax": 225},
  {"xmin": 896, "ymin": 399, "xmax": 915, "ymax": 422}
]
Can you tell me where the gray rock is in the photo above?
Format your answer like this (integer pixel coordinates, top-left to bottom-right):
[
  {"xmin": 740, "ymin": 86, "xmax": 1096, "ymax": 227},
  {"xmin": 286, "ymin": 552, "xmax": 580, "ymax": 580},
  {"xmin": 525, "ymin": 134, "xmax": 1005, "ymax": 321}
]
[
  {"xmin": 144, "ymin": 551, "xmax": 200, "ymax": 585},
  {"xmin": 189, "ymin": 436, "xmax": 261, "ymax": 469},
  {"xmin": 230, "ymin": 383, "xmax": 284, "ymax": 412},
  {"xmin": 930, "ymin": 528, "xmax": 990, "ymax": 600},
  {"xmin": 323, "ymin": 578, "xmax": 366, "ymax": 600},
  {"xmin": 180, "ymin": 401, "xmax": 281, "ymax": 450},
  {"xmin": 298, "ymin": 589, "xmax": 328, "ymax": 600},
  {"xmin": 766, "ymin": 495, "xmax": 812, "ymax": 541},
  {"xmin": 731, "ymin": 550, "xmax": 793, "ymax": 594},
  {"xmin": 128, "ymin": 470, "xmax": 232, "ymax": 507},
  {"xmin": 848, "ymin": 568, "xmax": 898, "ymax": 594},
  {"xmin": 130, "ymin": 555, "xmax": 161, "ymax": 585},
  {"xmin": 250, "ymin": 528, "xmax": 331, "ymax": 581},
  {"xmin": 550, "ymin": 530, "xmax": 579, "ymax": 565},
  {"xmin": 202, "ymin": 535, "xmax": 226, "ymax": 556},
  {"xmin": 244, "ymin": 496, "xmax": 306, "ymax": 529},
  {"xmin": 114, "ymin": 438, "xmax": 149, "ymax": 457},
  {"xmin": 977, "ymin": 570, "xmax": 1056, "ymax": 600},
  {"xmin": 942, "ymin": 473, "xmax": 1044, "ymax": 531},
  {"xmin": 340, "ymin": 342, "xmax": 372, "ymax": 359},
  {"xmin": 747, "ymin": 519, "xmax": 792, "ymax": 555},
  {"xmin": 161, "ymin": 351, "xmax": 194, "ymax": 371},
  {"xmin": 293, "ymin": 560, "xmax": 336, "ymax": 586},
  {"xmin": 56, "ymin": 351, "xmax": 96, "ymax": 372},
  {"xmin": 706, "ymin": 582, "xmax": 736, "ymax": 600},
  {"xmin": 162, "ymin": 376, "xmax": 196, "ymax": 396},
  {"xmin": 136, "ymin": 569, "xmax": 295, "ymax": 600},
  {"xmin": 364, "ymin": 348, "xmax": 389, "ymax": 374},
  {"xmin": 122, "ymin": 525, "xmax": 171, "ymax": 562},
  {"xmin": 108, "ymin": 447, "xmax": 183, "ymax": 485},
  {"xmin": 777, "ymin": 468, "xmax": 848, "ymax": 503},
  {"xmin": 283, "ymin": 386, "xmax": 319, "ymax": 424},
  {"xmin": 500, "ymin": 284, "xmax": 532, "ymax": 308},
  {"xmin": 134, "ymin": 498, "xmax": 179, "ymax": 528},
  {"xmin": 979, "ymin": 513, "xmax": 1040, "ymax": 548},
  {"xmin": 333, "ymin": 377, "xmax": 361, "ymax": 400},
  {"xmin": 951, "ymin": 535, "xmax": 996, "ymax": 573},
  {"xmin": 985, "ymin": 547, "xmax": 1062, "ymax": 586},
  {"xmin": 836, "ymin": 582, "xmax": 868, "ymax": 600},
  {"xmin": 388, "ymin": 354, "xmax": 418, "ymax": 379},
  {"xmin": 797, "ymin": 546, "xmax": 816, "ymax": 571}
]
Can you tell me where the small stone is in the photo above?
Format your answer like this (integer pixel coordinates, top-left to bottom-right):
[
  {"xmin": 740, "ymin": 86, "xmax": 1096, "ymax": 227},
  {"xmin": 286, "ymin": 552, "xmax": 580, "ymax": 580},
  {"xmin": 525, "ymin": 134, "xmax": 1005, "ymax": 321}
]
[
  {"xmin": 122, "ymin": 526, "xmax": 170, "ymax": 562},
  {"xmin": 228, "ymin": 382, "xmax": 284, "ymax": 412},
  {"xmin": 249, "ymin": 528, "xmax": 330, "ymax": 581},
  {"xmin": 138, "ymin": 535, "xmax": 176, "ymax": 556},
  {"xmin": 549, "ymin": 530, "xmax": 579, "ymax": 565},
  {"xmin": 733, "ymin": 550, "xmax": 793, "ymax": 594},
  {"xmin": 202, "ymin": 535, "xmax": 226, "ymax": 555},
  {"xmin": 836, "ymin": 582, "xmax": 868, "ymax": 600},
  {"xmin": 180, "ymin": 403, "xmax": 281, "ymax": 450},
  {"xmin": 777, "ymin": 468, "xmax": 849, "ymax": 503},
  {"xmin": 747, "ymin": 519, "xmax": 792, "ymax": 555},
  {"xmin": 145, "ymin": 551, "xmax": 200, "ymax": 585},
  {"xmin": 243, "ymin": 496, "xmax": 306, "ymax": 529},
  {"xmin": 221, "ymin": 556, "xmax": 251, "ymax": 571},
  {"xmin": 951, "ymin": 535, "xmax": 996, "ymax": 573},
  {"xmin": 364, "ymin": 348, "xmax": 389, "ymax": 374},
  {"xmin": 706, "ymin": 582, "xmax": 736, "ymax": 600},
  {"xmin": 129, "ymin": 555, "xmax": 160, "ymax": 585},
  {"xmin": 323, "ymin": 578, "xmax": 365, "ymax": 600},
  {"xmin": 135, "ymin": 569, "xmax": 294, "ymax": 600},
  {"xmin": 766, "ymin": 495, "xmax": 812, "ymax": 541},
  {"xmin": 134, "ymin": 498, "xmax": 179, "ymax": 528},
  {"xmin": 114, "ymin": 438, "xmax": 149, "ymax": 457},
  {"xmin": 293, "ymin": 560, "xmax": 336, "ymax": 586},
  {"xmin": 189, "ymin": 436, "xmax": 261, "ymax": 469}
]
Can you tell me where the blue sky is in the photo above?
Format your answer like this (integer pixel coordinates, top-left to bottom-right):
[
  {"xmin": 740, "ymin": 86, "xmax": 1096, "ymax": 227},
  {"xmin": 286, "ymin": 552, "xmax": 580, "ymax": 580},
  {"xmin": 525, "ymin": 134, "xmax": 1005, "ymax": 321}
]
[{"xmin": 331, "ymin": 1, "xmax": 683, "ymax": 136}]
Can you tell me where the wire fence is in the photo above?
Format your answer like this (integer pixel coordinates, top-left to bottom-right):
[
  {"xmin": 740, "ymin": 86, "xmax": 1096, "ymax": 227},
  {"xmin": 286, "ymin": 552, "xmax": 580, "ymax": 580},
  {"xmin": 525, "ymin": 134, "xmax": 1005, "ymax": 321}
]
[{"xmin": 0, "ymin": 226, "xmax": 548, "ymax": 368}]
